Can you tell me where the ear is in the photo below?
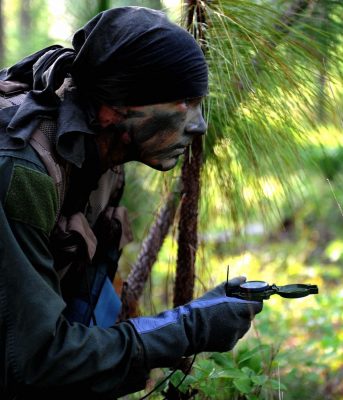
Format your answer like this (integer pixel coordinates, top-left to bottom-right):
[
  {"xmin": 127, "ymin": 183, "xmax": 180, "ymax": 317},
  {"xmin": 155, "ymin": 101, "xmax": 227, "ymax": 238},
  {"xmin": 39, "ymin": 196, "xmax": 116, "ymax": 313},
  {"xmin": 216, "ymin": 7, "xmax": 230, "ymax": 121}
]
[{"xmin": 97, "ymin": 105, "xmax": 128, "ymax": 128}]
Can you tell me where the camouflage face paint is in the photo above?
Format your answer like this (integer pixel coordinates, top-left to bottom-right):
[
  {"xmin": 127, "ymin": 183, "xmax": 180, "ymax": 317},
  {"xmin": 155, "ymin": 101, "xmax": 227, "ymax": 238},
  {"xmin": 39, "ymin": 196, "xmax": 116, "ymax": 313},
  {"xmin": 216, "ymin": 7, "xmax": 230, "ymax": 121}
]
[
  {"xmin": 96, "ymin": 98, "xmax": 207, "ymax": 171},
  {"xmin": 121, "ymin": 99, "xmax": 207, "ymax": 170}
]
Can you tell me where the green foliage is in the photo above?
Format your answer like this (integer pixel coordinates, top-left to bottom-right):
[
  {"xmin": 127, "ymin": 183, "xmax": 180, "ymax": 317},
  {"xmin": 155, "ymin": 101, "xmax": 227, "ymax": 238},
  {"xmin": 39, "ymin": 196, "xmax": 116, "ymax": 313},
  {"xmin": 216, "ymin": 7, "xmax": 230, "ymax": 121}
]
[
  {"xmin": 128, "ymin": 164, "xmax": 343, "ymax": 399},
  {"xmin": 196, "ymin": 0, "xmax": 343, "ymax": 229},
  {"xmin": 1, "ymin": 2, "xmax": 341, "ymax": 398},
  {"xmin": 116, "ymin": 0, "xmax": 342, "ymax": 242},
  {"xmin": 167, "ymin": 348, "xmax": 287, "ymax": 400}
]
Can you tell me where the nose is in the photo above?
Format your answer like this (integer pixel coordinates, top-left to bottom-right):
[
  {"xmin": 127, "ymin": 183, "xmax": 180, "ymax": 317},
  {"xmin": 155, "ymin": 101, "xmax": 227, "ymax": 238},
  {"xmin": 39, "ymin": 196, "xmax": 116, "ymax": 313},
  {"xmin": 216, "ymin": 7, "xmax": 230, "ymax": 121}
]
[{"xmin": 185, "ymin": 109, "xmax": 207, "ymax": 136}]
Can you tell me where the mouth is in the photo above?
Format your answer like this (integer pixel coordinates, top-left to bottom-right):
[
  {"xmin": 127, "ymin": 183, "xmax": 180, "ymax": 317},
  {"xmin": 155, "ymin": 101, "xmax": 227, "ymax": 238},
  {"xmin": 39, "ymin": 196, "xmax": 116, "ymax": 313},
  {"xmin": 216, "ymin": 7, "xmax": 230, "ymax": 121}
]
[
  {"xmin": 146, "ymin": 144, "xmax": 189, "ymax": 160},
  {"xmin": 145, "ymin": 146, "xmax": 187, "ymax": 170},
  {"xmin": 171, "ymin": 147, "xmax": 186, "ymax": 157}
]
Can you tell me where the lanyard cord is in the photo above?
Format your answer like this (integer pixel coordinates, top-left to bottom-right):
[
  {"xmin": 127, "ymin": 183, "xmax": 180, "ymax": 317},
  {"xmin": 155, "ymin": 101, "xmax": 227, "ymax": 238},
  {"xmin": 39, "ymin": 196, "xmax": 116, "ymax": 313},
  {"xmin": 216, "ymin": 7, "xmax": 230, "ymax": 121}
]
[
  {"xmin": 85, "ymin": 266, "xmax": 98, "ymax": 326},
  {"xmin": 139, "ymin": 354, "xmax": 197, "ymax": 400}
]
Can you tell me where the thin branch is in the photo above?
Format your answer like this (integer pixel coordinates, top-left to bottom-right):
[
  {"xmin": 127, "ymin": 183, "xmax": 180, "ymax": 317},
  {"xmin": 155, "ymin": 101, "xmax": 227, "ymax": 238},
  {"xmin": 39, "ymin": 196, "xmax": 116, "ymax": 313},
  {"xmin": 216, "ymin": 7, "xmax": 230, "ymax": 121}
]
[{"xmin": 119, "ymin": 190, "xmax": 179, "ymax": 319}]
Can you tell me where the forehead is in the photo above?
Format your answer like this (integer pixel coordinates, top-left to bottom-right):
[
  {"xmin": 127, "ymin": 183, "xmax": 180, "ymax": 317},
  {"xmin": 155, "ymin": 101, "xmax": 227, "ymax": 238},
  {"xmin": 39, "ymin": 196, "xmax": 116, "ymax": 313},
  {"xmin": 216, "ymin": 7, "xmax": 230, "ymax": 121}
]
[{"xmin": 127, "ymin": 97, "xmax": 203, "ymax": 114}]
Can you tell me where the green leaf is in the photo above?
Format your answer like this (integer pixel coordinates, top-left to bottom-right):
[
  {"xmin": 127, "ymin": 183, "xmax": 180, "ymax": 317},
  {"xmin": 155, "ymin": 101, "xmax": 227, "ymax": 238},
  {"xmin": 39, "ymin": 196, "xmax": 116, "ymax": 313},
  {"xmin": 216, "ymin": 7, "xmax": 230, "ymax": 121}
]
[
  {"xmin": 264, "ymin": 379, "xmax": 287, "ymax": 391},
  {"xmin": 176, "ymin": 375, "xmax": 198, "ymax": 394},
  {"xmin": 237, "ymin": 344, "xmax": 271, "ymax": 364},
  {"xmin": 241, "ymin": 366, "xmax": 255, "ymax": 376},
  {"xmin": 233, "ymin": 377, "xmax": 253, "ymax": 394},
  {"xmin": 210, "ymin": 368, "xmax": 246, "ymax": 380},
  {"xmin": 211, "ymin": 352, "xmax": 235, "ymax": 368},
  {"xmin": 195, "ymin": 359, "xmax": 216, "ymax": 372},
  {"xmin": 246, "ymin": 395, "xmax": 260, "ymax": 400},
  {"xmin": 169, "ymin": 370, "xmax": 186, "ymax": 387},
  {"xmin": 251, "ymin": 375, "xmax": 268, "ymax": 386}
]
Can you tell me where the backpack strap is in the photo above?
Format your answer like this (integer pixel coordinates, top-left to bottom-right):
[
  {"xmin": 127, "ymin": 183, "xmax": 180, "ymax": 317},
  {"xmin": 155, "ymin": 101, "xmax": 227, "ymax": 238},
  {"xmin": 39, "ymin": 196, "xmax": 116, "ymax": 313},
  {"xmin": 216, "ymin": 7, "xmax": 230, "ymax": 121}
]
[
  {"xmin": 0, "ymin": 80, "xmax": 28, "ymax": 109},
  {"xmin": 30, "ymin": 128, "xmax": 66, "ymax": 221},
  {"xmin": 0, "ymin": 80, "xmax": 29, "ymax": 97}
]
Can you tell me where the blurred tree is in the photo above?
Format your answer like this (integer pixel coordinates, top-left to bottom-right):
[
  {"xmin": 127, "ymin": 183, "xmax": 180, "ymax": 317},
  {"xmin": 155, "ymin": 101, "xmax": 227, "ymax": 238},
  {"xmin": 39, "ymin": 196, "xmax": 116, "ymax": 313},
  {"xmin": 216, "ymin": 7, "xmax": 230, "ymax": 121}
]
[
  {"xmin": 67, "ymin": 0, "xmax": 162, "ymax": 31},
  {"xmin": 97, "ymin": 0, "xmax": 111, "ymax": 14},
  {"xmin": 66, "ymin": 0, "xmax": 110, "ymax": 29},
  {"xmin": 3, "ymin": 0, "xmax": 51, "ymax": 66},
  {"xmin": 20, "ymin": 0, "xmax": 32, "ymax": 40},
  {"xmin": 0, "ymin": 0, "xmax": 4, "ymax": 65}
]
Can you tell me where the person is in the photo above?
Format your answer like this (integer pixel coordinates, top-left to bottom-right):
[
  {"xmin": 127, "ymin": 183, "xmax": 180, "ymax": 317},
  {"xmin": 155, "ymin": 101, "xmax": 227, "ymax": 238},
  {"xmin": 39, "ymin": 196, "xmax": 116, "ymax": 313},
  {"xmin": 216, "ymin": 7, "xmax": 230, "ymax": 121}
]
[{"xmin": 0, "ymin": 6, "xmax": 263, "ymax": 399}]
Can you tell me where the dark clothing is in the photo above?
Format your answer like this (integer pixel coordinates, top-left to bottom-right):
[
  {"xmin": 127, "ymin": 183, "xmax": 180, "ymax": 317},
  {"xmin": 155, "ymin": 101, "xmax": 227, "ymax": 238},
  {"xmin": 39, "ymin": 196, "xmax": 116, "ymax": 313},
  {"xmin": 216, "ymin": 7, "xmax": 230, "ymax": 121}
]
[
  {"xmin": 0, "ymin": 78, "xmax": 95, "ymax": 168},
  {"xmin": 0, "ymin": 95, "xmax": 147, "ymax": 399},
  {"xmin": 0, "ymin": 6, "xmax": 208, "ymax": 395}
]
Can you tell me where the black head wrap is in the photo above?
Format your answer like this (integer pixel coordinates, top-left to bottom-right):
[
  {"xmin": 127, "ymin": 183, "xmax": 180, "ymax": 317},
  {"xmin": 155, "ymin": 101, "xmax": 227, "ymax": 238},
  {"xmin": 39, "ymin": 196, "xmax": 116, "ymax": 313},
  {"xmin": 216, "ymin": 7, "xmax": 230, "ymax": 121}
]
[
  {"xmin": 0, "ymin": 6, "xmax": 208, "ymax": 158},
  {"xmin": 71, "ymin": 6, "xmax": 208, "ymax": 105},
  {"xmin": 2, "ymin": 6, "xmax": 207, "ymax": 109}
]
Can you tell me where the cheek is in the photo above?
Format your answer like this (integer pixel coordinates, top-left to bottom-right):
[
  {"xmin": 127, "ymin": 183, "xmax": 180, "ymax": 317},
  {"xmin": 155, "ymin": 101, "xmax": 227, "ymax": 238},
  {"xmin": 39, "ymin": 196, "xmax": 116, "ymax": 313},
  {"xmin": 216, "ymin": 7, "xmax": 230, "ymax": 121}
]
[
  {"xmin": 98, "ymin": 106, "xmax": 118, "ymax": 128},
  {"xmin": 133, "ymin": 113, "xmax": 186, "ymax": 145},
  {"xmin": 175, "ymin": 103, "xmax": 188, "ymax": 113},
  {"xmin": 141, "ymin": 130, "xmax": 180, "ymax": 152}
]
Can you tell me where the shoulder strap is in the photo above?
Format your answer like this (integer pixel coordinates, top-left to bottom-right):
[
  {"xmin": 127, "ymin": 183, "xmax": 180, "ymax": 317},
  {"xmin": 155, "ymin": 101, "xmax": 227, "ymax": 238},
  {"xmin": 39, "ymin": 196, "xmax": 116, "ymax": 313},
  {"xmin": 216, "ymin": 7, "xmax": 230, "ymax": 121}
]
[
  {"xmin": 0, "ymin": 80, "xmax": 65, "ymax": 218},
  {"xmin": 0, "ymin": 79, "xmax": 28, "ymax": 109},
  {"xmin": 30, "ymin": 128, "xmax": 66, "ymax": 221},
  {"xmin": 0, "ymin": 80, "xmax": 29, "ymax": 97}
]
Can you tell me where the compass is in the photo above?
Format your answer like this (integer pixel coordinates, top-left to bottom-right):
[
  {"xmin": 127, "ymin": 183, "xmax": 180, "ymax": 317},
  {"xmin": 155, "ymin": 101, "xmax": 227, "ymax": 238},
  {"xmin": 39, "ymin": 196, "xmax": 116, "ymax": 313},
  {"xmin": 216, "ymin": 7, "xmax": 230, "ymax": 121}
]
[{"xmin": 226, "ymin": 280, "xmax": 318, "ymax": 301}]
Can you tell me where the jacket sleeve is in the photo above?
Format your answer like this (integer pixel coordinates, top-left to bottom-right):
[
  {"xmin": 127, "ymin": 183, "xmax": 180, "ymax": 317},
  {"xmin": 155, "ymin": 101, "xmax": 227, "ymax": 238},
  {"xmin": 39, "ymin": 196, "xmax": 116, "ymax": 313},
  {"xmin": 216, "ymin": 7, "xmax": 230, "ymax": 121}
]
[{"xmin": 0, "ymin": 154, "xmax": 148, "ymax": 398}]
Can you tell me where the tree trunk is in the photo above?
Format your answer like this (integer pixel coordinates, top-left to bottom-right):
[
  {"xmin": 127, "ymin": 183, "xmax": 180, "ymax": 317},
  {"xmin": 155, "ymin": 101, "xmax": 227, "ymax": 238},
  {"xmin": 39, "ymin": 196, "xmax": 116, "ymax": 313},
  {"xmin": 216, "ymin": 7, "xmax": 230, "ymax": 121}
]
[
  {"xmin": 277, "ymin": 0, "xmax": 313, "ymax": 34},
  {"xmin": 173, "ymin": 137, "xmax": 203, "ymax": 306},
  {"xmin": 119, "ymin": 191, "xmax": 178, "ymax": 319},
  {"xmin": 20, "ymin": 0, "xmax": 31, "ymax": 40},
  {"xmin": 0, "ymin": 0, "xmax": 4, "ymax": 67},
  {"xmin": 173, "ymin": 1, "xmax": 206, "ymax": 307},
  {"xmin": 97, "ymin": 0, "xmax": 110, "ymax": 14}
]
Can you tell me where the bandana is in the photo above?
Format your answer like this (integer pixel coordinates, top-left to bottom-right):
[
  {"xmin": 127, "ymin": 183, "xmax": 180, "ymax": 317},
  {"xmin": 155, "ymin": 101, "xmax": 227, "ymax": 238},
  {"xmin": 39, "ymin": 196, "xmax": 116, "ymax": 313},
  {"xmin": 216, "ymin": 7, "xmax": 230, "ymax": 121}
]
[
  {"xmin": 71, "ymin": 6, "xmax": 208, "ymax": 105},
  {"xmin": 2, "ymin": 6, "xmax": 208, "ymax": 112},
  {"xmin": 0, "ymin": 6, "xmax": 208, "ymax": 159}
]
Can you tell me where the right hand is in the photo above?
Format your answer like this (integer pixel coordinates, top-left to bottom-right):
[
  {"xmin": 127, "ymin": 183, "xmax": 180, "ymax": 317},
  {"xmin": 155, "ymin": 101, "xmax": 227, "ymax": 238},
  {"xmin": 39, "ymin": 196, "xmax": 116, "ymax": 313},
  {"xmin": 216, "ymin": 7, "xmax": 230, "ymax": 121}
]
[{"xmin": 129, "ymin": 277, "xmax": 263, "ymax": 369}]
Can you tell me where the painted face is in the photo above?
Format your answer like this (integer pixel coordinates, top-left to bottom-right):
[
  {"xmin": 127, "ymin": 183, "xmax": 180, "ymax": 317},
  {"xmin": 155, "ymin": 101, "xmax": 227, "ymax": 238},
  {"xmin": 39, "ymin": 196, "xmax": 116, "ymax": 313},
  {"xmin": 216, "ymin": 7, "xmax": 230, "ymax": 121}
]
[{"xmin": 97, "ymin": 98, "xmax": 207, "ymax": 171}]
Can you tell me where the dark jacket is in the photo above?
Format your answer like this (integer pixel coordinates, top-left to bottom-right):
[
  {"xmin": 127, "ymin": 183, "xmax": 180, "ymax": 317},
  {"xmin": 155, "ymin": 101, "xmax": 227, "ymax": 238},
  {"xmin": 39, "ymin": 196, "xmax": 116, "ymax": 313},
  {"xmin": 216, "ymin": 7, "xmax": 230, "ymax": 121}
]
[{"xmin": 0, "ymin": 92, "xmax": 148, "ymax": 399}]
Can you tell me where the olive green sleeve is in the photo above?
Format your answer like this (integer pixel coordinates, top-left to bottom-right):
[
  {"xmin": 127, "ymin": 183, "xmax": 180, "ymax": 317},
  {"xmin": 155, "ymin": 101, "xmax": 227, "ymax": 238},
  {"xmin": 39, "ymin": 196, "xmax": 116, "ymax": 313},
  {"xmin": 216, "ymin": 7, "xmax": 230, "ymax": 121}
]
[
  {"xmin": 0, "ymin": 155, "xmax": 149, "ymax": 398},
  {"xmin": 4, "ymin": 163, "xmax": 58, "ymax": 234}
]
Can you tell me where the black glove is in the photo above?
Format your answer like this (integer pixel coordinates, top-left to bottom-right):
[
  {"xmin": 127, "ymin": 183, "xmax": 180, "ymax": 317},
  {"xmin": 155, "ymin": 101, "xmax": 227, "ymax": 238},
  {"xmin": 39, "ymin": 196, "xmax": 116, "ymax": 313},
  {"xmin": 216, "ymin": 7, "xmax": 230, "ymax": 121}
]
[{"xmin": 129, "ymin": 277, "xmax": 263, "ymax": 369}]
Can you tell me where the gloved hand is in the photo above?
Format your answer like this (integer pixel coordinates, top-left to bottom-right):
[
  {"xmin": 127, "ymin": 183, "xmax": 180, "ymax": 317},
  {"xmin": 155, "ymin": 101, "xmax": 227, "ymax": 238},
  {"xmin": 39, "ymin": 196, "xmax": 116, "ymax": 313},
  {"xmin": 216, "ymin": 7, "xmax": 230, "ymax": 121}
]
[{"xmin": 129, "ymin": 277, "xmax": 263, "ymax": 369}]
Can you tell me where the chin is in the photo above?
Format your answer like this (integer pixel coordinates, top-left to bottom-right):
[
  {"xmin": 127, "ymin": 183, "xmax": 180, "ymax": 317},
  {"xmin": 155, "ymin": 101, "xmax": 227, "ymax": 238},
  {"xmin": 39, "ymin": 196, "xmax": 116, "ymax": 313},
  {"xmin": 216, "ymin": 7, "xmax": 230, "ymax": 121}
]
[{"xmin": 144, "ymin": 157, "xmax": 179, "ymax": 171}]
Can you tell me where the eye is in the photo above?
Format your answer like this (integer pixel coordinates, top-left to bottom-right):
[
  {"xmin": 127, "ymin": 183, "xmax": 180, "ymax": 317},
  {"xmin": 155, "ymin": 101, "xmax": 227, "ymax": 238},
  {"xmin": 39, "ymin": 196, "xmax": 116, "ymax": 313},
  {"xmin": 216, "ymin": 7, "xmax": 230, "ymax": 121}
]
[{"xmin": 185, "ymin": 97, "xmax": 202, "ymax": 107}]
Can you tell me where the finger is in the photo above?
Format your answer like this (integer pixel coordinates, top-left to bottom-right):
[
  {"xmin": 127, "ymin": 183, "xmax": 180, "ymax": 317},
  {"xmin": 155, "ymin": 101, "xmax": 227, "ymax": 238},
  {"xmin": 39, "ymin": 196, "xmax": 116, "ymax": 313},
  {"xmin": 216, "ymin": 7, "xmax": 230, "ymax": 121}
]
[{"xmin": 227, "ymin": 276, "xmax": 247, "ymax": 287}]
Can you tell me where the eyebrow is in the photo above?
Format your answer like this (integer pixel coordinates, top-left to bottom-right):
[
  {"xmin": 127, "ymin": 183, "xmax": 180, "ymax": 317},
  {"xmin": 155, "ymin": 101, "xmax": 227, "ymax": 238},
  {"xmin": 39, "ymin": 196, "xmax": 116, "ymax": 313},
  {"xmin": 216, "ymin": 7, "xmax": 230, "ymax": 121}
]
[
  {"xmin": 186, "ymin": 97, "xmax": 202, "ymax": 106},
  {"xmin": 126, "ymin": 109, "xmax": 146, "ymax": 118}
]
